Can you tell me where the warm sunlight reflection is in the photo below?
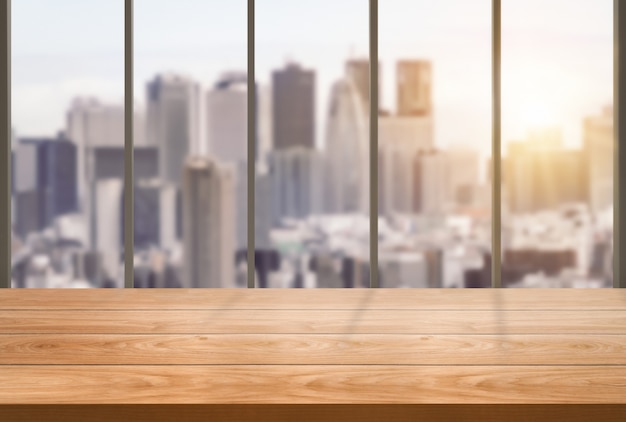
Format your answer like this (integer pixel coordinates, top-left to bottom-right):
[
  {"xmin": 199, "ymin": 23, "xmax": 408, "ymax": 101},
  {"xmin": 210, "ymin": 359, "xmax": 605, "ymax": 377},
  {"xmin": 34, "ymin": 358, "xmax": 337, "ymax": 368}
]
[{"xmin": 519, "ymin": 102, "xmax": 557, "ymax": 129}]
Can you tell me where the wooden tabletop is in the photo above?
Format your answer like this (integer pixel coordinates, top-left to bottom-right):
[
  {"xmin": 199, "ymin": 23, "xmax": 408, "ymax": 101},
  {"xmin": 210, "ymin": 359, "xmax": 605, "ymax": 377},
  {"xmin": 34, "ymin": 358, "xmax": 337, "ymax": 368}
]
[{"xmin": 1, "ymin": 289, "xmax": 626, "ymax": 420}]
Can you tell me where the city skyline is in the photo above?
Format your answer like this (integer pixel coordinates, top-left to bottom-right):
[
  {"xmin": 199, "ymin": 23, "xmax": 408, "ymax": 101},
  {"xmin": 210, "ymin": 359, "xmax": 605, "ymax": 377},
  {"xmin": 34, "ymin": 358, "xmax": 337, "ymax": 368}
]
[
  {"xmin": 11, "ymin": 0, "xmax": 613, "ymax": 154},
  {"xmin": 8, "ymin": 0, "xmax": 614, "ymax": 289}
]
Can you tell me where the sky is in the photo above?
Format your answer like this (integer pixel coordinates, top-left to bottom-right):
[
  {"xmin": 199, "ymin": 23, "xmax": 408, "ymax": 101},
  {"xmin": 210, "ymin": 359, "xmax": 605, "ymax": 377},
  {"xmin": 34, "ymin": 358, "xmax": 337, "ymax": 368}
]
[{"xmin": 11, "ymin": 0, "xmax": 613, "ymax": 155}]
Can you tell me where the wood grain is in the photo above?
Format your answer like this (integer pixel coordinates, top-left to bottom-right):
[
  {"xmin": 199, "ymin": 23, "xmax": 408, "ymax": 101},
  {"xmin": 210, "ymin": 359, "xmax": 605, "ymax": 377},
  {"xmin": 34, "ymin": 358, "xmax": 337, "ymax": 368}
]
[
  {"xmin": 2, "ymin": 289, "xmax": 625, "ymax": 413},
  {"xmin": 2, "ymin": 365, "xmax": 626, "ymax": 404},
  {"xmin": 1, "ymin": 334, "xmax": 625, "ymax": 365},
  {"xmin": 1, "ymin": 289, "xmax": 625, "ymax": 310},
  {"xmin": 2, "ymin": 309, "xmax": 626, "ymax": 334}
]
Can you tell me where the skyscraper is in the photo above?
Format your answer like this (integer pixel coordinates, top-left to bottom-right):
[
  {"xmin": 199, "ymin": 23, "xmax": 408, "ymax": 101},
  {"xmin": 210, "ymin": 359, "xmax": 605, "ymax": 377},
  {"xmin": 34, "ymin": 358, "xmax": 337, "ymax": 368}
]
[
  {"xmin": 446, "ymin": 146, "xmax": 480, "ymax": 207},
  {"xmin": 397, "ymin": 60, "xmax": 432, "ymax": 117},
  {"xmin": 94, "ymin": 179, "xmax": 123, "ymax": 283},
  {"xmin": 413, "ymin": 149, "xmax": 450, "ymax": 215},
  {"xmin": 268, "ymin": 147, "xmax": 324, "ymax": 222},
  {"xmin": 182, "ymin": 156, "xmax": 235, "ymax": 288},
  {"xmin": 66, "ymin": 98, "xmax": 143, "ymax": 213},
  {"xmin": 272, "ymin": 62, "xmax": 315, "ymax": 150},
  {"xmin": 378, "ymin": 114, "xmax": 434, "ymax": 215},
  {"xmin": 13, "ymin": 135, "xmax": 77, "ymax": 237},
  {"xmin": 345, "ymin": 58, "xmax": 382, "ymax": 109},
  {"xmin": 147, "ymin": 74, "xmax": 201, "ymax": 186},
  {"xmin": 206, "ymin": 72, "xmax": 248, "ymax": 163},
  {"xmin": 324, "ymin": 78, "xmax": 369, "ymax": 214},
  {"xmin": 505, "ymin": 129, "xmax": 586, "ymax": 213},
  {"xmin": 584, "ymin": 106, "xmax": 613, "ymax": 213}
]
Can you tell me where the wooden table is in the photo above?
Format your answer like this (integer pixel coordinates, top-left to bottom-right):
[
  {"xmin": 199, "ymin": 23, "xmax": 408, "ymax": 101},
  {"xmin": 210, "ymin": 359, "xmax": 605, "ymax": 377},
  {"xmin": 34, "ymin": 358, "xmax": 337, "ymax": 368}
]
[{"xmin": 1, "ymin": 289, "xmax": 626, "ymax": 421}]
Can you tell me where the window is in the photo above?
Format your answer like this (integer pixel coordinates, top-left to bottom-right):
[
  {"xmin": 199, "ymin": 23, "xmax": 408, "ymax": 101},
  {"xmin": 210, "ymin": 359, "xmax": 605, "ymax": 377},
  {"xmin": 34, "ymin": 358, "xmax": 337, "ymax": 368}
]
[
  {"xmin": 1, "ymin": 0, "xmax": 623, "ymax": 289},
  {"xmin": 10, "ymin": 0, "xmax": 124, "ymax": 288}
]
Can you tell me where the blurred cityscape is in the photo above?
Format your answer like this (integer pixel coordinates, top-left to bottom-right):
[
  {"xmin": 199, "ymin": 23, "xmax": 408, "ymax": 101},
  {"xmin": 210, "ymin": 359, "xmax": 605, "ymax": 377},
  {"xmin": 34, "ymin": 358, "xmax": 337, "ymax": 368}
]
[{"xmin": 9, "ymin": 54, "xmax": 613, "ymax": 288}]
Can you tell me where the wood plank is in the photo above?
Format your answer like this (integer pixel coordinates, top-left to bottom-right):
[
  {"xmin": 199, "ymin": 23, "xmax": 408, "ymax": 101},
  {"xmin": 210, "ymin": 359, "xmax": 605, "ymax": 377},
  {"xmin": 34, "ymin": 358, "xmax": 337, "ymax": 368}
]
[
  {"xmin": 1, "ymin": 289, "xmax": 625, "ymax": 310},
  {"xmin": 2, "ymin": 405, "xmax": 626, "ymax": 422},
  {"xmin": 1, "ymin": 365, "xmax": 626, "ymax": 404},
  {"xmin": 1, "ymin": 334, "xmax": 625, "ymax": 365},
  {"xmin": 3, "ymin": 310, "xmax": 626, "ymax": 334}
]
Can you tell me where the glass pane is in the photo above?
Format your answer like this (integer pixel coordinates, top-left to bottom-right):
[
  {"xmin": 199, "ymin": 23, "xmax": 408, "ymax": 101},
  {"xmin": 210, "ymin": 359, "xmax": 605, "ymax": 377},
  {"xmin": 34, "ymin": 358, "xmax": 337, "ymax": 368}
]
[
  {"xmin": 378, "ymin": 0, "xmax": 492, "ymax": 288},
  {"xmin": 11, "ymin": 0, "xmax": 124, "ymax": 288},
  {"xmin": 256, "ymin": 0, "xmax": 370, "ymax": 287},
  {"xmin": 134, "ymin": 0, "xmax": 247, "ymax": 288},
  {"xmin": 502, "ymin": 0, "xmax": 613, "ymax": 288}
]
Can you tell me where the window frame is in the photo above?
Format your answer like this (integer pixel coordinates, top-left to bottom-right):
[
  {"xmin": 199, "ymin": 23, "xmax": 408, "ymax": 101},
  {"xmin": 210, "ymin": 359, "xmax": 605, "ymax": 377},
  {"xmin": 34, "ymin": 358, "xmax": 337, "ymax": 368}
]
[{"xmin": 1, "ymin": 0, "xmax": 623, "ymax": 289}]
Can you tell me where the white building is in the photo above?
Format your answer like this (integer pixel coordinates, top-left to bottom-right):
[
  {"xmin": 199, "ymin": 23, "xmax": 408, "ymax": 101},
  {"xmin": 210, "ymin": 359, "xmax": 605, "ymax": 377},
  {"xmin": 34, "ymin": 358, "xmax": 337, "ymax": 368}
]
[
  {"xmin": 94, "ymin": 179, "xmax": 123, "ymax": 283},
  {"xmin": 378, "ymin": 115, "xmax": 433, "ymax": 216},
  {"xmin": 324, "ymin": 78, "xmax": 369, "ymax": 214},
  {"xmin": 206, "ymin": 72, "xmax": 247, "ymax": 164},
  {"xmin": 66, "ymin": 98, "xmax": 145, "ymax": 210},
  {"xmin": 146, "ymin": 74, "xmax": 201, "ymax": 186},
  {"xmin": 414, "ymin": 150, "xmax": 450, "ymax": 215},
  {"xmin": 182, "ymin": 156, "xmax": 235, "ymax": 288}
]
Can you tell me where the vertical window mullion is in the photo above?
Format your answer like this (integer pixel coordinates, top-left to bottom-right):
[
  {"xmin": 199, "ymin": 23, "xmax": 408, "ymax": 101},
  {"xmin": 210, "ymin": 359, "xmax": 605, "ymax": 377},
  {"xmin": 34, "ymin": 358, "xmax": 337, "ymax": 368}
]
[
  {"xmin": 492, "ymin": 0, "xmax": 502, "ymax": 288},
  {"xmin": 615, "ymin": 0, "xmax": 626, "ymax": 288},
  {"xmin": 124, "ymin": 0, "xmax": 134, "ymax": 288},
  {"xmin": 370, "ymin": 0, "xmax": 379, "ymax": 288},
  {"xmin": 248, "ymin": 0, "xmax": 256, "ymax": 288},
  {"xmin": 0, "ymin": 0, "xmax": 9, "ymax": 289}
]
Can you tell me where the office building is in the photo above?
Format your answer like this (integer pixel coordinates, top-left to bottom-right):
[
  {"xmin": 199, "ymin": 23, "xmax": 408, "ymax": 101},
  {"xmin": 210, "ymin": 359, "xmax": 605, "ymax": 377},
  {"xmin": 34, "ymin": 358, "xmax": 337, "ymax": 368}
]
[
  {"xmin": 268, "ymin": 147, "xmax": 324, "ymax": 222},
  {"xmin": 272, "ymin": 62, "xmax": 315, "ymax": 150},
  {"xmin": 13, "ymin": 136, "xmax": 77, "ymax": 237},
  {"xmin": 413, "ymin": 149, "xmax": 450, "ymax": 215},
  {"xmin": 94, "ymin": 179, "xmax": 123, "ymax": 281},
  {"xmin": 345, "ymin": 58, "xmax": 382, "ymax": 109},
  {"xmin": 66, "ymin": 98, "xmax": 144, "ymax": 211},
  {"xmin": 147, "ymin": 74, "xmax": 201, "ymax": 185},
  {"xmin": 206, "ymin": 71, "xmax": 249, "ymax": 163},
  {"xmin": 447, "ymin": 146, "xmax": 480, "ymax": 207},
  {"xmin": 505, "ymin": 129, "xmax": 587, "ymax": 213},
  {"xmin": 378, "ymin": 115, "xmax": 434, "ymax": 215},
  {"xmin": 584, "ymin": 106, "xmax": 613, "ymax": 213},
  {"xmin": 182, "ymin": 156, "xmax": 235, "ymax": 288},
  {"xmin": 324, "ymin": 78, "xmax": 369, "ymax": 214},
  {"xmin": 378, "ymin": 144, "xmax": 414, "ymax": 215},
  {"xmin": 93, "ymin": 146, "xmax": 158, "ymax": 181},
  {"xmin": 397, "ymin": 60, "xmax": 432, "ymax": 117}
]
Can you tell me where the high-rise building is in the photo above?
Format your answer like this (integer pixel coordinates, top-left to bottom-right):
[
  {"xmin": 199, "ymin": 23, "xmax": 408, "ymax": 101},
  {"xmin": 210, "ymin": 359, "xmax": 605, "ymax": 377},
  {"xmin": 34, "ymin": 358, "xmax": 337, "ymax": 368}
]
[
  {"xmin": 378, "ymin": 144, "xmax": 414, "ymax": 215},
  {"xmin": 66, "ymin": 98, "xmax": 144, "ymax": 212},
  {"xmin": 206, "ymin": 72, "xmax": 248, "ymax": 163},
  {"xmin": 14, "ymin": 135, "xmax": 77, "ymax": 237},
  {"xmin": 159, "ymin": 184, "xmax": 178, "ymax": 252},
  {"xmin": 268, "ymin": 147, "xmax": 324, "ymax": 222},
  {"xmin": 133, "ymin": 181, "xmax": 161, "ymax": 249},
  {"xmin": 255, "ymin": 170, "xmax": 272, "ymax": 250},
  {"xmin": 182, "ymin": 156, "xmax": 235, "ymax": 288},
  {"xmin": 345, "ymin": 58, "xmax": 382, "ymax": 109},
  {"xmin": 584, "ymin": 106, "xmax": 613, "ymax": 213},
  {"xmin": 379, "ymin": 115, "xmax": 433, "ymax": 151},
  {"xmin": 257, "ymin": 84, "xmax": 273, "ymax": 164},
  {"xmin": 447, "ymin": 146, "xmax": 480, "ymax": 207},
  {"xmin": 505, "ymin": 129, "xmax": 587, "ymax": 213},
  {"xmin": 324, "ymin": 78, "xmax": 369, "ymax": 214},
  {"xmin": 272, "ymin": 62, "xmax": 315, "ymax": 150},
  {"xmin": 94, "ymin": 179, "xmax": 123, "ymax": 282},
  {"xmin": 93, "ymin": 146, "xmax": 158, "ymax": 181},
  {"xmin": 147, "ymin": 74, "xmax": 201, "ymax": 186},
  {"xmin": 397, "ymin": 60, "xmax": 432, "ymax": 117},
  {"xmin": 413, "ymin": 149, "xmax": 450, "ymax": 215},
  {"xmin": 378, "ymin": 115, "xmax": 434, "ymax": 215}
]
